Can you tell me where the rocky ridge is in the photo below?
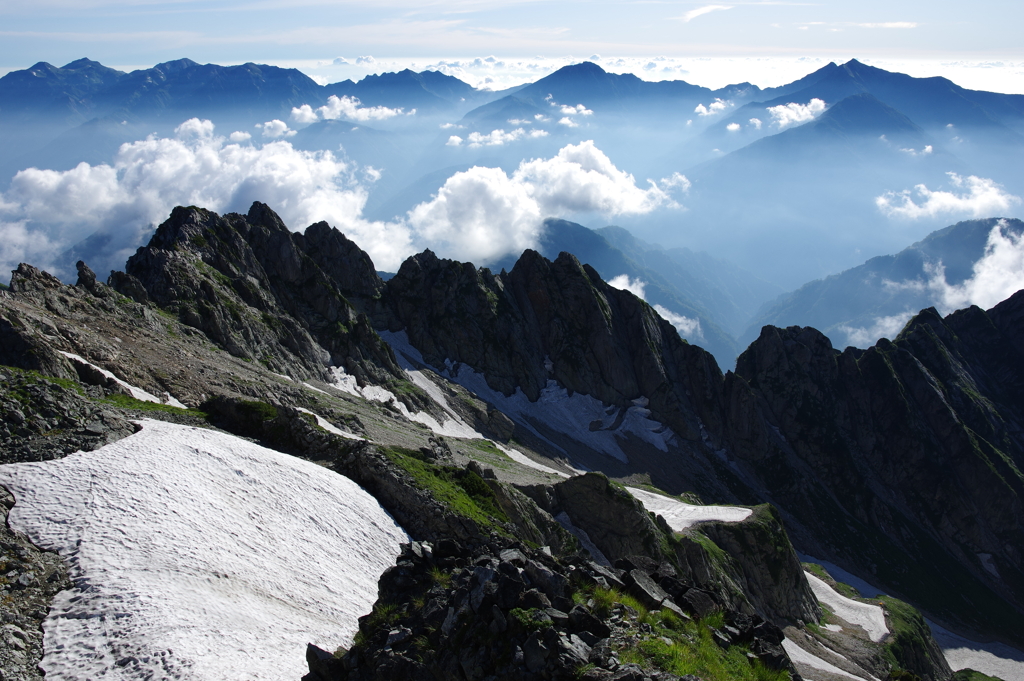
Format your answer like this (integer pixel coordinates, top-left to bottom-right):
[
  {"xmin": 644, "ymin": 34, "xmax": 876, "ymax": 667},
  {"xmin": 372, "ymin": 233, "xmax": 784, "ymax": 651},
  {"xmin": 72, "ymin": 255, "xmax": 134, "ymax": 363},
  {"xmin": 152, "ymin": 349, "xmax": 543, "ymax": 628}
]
[{"xmin": 0, "ymin": 202, "xmax": 1003, "ymax": 679}]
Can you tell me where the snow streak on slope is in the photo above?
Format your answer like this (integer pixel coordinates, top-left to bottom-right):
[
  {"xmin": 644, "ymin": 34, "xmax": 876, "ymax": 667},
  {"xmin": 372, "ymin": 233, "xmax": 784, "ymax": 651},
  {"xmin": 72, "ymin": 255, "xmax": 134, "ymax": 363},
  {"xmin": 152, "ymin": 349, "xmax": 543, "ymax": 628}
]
[
  {"xmin": 296, "ymin": 407, "xmax": 367, "ymax": 441},
  {"xmin": 57, "ymin": 351, "xmax": 186, "ymax": 407},
  {"xmin": 627, "ymin": 486, "xmax": 752, "ymax": 530},
  {"xmin": 782, "ymin": 638, "xmax": 870, "ymax": 681},
  {"xmin": 0, "ymin": 419, "xmax": 408, "ymax": 681},
  {"xmin": 803, "ymin": 572, "xmax": 888, "ymax": 642}
]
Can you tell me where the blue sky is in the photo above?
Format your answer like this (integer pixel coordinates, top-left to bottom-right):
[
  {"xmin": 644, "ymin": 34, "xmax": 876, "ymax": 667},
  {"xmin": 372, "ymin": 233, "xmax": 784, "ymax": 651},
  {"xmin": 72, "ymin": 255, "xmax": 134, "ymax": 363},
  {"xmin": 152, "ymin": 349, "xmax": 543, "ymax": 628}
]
[{"xmin": 2, "ymin": 0, "xmax": 1024, "ymax": 90}]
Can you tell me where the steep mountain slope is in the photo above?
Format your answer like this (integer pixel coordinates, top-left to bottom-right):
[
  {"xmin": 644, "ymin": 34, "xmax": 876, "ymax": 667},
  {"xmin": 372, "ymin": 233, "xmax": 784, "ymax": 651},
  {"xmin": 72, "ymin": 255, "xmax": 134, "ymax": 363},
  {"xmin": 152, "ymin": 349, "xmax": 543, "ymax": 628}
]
[
  {"xmin": 594, "ymin": 225, "xmax": 783, "ymax": 338},
  {"xmin": 746, "ymin": 217, "xmax": 1024, "ymax": 347}
]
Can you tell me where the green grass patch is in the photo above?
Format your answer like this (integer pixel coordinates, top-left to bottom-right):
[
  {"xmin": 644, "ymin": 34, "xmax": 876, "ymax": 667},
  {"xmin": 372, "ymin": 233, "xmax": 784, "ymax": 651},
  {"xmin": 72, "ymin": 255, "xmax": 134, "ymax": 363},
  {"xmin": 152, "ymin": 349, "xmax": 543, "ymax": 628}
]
[
  {"xmin": 384, "ymin": 447, "xmax": 510, "ymax": 532},
  {"xmin": 509, "ymin": 607, "xmax": 552, "ymax": 632},
  {"xmin": 951, "ymin": 670, "xmax": 1005, "ymax": 681},
  {"xmin": 877, "ymin": 595, "xmax": 946, "ymax": 677},
  {"xmin": 100, "ymin": 393, "xmax": 205, "ymax": 417}
]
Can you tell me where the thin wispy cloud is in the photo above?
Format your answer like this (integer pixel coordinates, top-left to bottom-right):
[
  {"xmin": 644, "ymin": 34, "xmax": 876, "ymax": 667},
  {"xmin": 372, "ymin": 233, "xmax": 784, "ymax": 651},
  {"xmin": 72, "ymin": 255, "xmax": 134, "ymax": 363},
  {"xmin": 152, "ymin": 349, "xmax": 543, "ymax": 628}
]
[
  {"xmin": 679, "ymin": 5, "xmax": 732, "ymax": 22},
  {"xmin": 856, "ymin": 22, "xmax": 918, "ymax": 29}
]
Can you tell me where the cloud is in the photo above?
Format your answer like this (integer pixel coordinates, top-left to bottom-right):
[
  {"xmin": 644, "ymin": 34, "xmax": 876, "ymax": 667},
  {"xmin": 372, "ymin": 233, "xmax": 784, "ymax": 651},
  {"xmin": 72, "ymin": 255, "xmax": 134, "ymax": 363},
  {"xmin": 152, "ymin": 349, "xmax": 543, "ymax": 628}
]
[
  {"xmin": 843, "ymin": 221, "xmax": 1024, "ymax": 346},
  {"xmin": 291, "ymin": 104, "xmax": 319, "ymax": 125},
  {"xmin": 875, "ymin": 172, "xmax": 1020, "ymax": 219},
  {"xmin": 607, "ymin": 274, "xmax": 646, "ymax": 298},
  {"xmin": 310, "ymin": 95, "xmax": 406, "ymax": 123},
  {"xmin": 355, "ymin": 55, "xmax": 375, "ymax": 65},
  {"xmin": 440, "ymin": 122, "xmax": 462, "ymax": 129},
  {"xmin": 924, "ymin": 221, "xmax": 1024, "ymax": 312},
  {"xmin": 558, "ymin": 104, "xmax": 593, "ymax": 116},
  {"xmin": 558, "ymin": 117, "xmax": 579, "ymax": 127},
  {"xmin": 465, "ymin": 129, "xmax": 525, "ymax": 148},
  {"xmin": 680, "ymin": 5, "xmax": 732, "ymax": 22},
  {"xmin": 529, "ymin": 130, "xmax": 549, "ymax": 138},
  {"xmin": 0, "ymin": 127, "xmax": 683, "ymax": 281},
  {"xmin": 767, "ymin": 98, "xmax": 826, "ymax": 128},
  {"xmin": 653, "ymin": 305, "xmax": 703, "ymax": 340},
  {"xmin": 899, "ymin": 145, "xmax": 933, "ymax": 156},
  {"xmin": 406, "ymin": 141, "xmax": 684, "ymax": 264},
  {"xmin": 606, "ymin": 274, "xmax": 703, "ymax": 340},
  {"xmin": 446, "ymin": 135, "xmax": 463, "ymax": 146},
  {"xmin": 726, "ymin": 122, "xmax": 741, "ymax": 132},
  {"xmin": 839, "ymin": 311, "xmax": 914, "ymax": 348},
  {"xmin": 229, "ymin": 131, "xmax": 252, "ymax": 143},
  {"xmin": 694, "ymin": 98, "xmax": 730, "ymax": 116},
  {"xmin": 749, "ymin": 117, "xmax": 762, "ymax": 130},
  {"xmin": 0, "ymin": 118, "xmax": 410, "ymax": 277},
  {"xmin": 857, "ymin": 22, "xmax": 917, "ymax": 28},
  {"xmin": 259, "ymin": 120, "xmax": 296, "ymax": 138}
]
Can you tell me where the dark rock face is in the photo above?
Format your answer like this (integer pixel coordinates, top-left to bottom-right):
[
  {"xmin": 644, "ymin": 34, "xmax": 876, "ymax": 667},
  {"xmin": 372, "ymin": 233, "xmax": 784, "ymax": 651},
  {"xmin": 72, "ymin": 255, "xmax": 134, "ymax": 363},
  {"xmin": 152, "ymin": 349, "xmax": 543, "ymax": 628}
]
[
  {"xmin": 384, "ymin": 249, "xmax": 723, "ymax": 443},
  {"xmin": 728, "ymin": 299, "xmax": 1024, "ymax": 637}
]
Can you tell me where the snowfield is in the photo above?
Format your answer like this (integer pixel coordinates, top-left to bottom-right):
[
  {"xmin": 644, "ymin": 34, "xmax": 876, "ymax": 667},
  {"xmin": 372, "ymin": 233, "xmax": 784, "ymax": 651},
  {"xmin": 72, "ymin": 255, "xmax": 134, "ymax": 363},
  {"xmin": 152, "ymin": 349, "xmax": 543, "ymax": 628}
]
[
  {"xmin": 627, "ymin": 486, "xmax": 752, "ymax": 530},
  {"xmin": 0, "ymin": 419, "xmax": 408, "ymax": 681}
]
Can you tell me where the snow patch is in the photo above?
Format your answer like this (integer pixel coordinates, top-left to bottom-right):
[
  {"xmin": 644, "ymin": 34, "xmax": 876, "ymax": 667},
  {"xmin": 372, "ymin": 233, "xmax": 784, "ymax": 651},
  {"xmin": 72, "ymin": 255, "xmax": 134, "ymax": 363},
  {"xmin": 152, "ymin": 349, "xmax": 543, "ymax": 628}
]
[
  {"xmin": 495, "ymin": 442, "xmax": 570, "ymax": 477},
  {"xmin": 804, "ymin": 572, "xmax": 888, "ymax": 642},
  {"xmin": 295, "ymin": 407, "xmax": 367, "ymax": 441},
  {"xmin": 977, "ymin": 552, "xmax": 1000, "ymax": 578},
  {"xmin": 58, "ymin": 351, "xmax": 183, "ymax": 407},
  {"xmin": 0, "ymin": 419, "xmax": 408, "ymax": 680},
  {"xmin": 782, "ymin": 638, "xmax": 867, "ymax": 681},
  {"xmin": 302, "ymin": 382, "xmax": 329, "ymax": 395},
  {"xmin": 627, "ymin": 486, "xmax": 752, "ymax": 530},
  {"xmin": 555, "ymin": 512, "xmax": 611, "ymax": 566},
  {"xmin": 928, "ymin": 620, "xmax": 1024, "ymax": 680}
]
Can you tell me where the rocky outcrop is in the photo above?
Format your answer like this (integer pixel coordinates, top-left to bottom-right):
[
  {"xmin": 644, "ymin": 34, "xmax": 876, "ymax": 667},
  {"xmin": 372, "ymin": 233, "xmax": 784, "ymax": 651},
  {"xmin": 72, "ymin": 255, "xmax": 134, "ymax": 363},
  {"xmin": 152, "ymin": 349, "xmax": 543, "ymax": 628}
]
[
  {"xmin": 0, "ymin": 487, "xmax": 72, "ymax": 681},
  {"xmin": 305, "ymin": 539, "xmax": 800, "ymax": 681},
  {"xmin": 0, "ymin": 367, "xmax": 137, "ymax": 464},
  {"xmin": 522, "ymin": 473, "xmax": 819, "ymax": 628},
  {"xmin": 697, "ymin": 506, "xmax": 820, "ymax": 627},
  {"xmin": 119, "ymin": 204, "xmax": 422, "ymax": 405}
]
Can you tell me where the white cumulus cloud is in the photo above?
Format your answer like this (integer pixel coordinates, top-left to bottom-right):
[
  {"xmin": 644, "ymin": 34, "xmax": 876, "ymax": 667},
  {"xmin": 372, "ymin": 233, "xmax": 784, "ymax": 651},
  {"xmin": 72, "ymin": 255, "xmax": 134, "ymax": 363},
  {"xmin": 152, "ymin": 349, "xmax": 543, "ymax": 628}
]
[
  {"xmin": 466, "ymin": 129, "xmax": 525, "ymax": 148},
  {"xmin": 839, "ymin": 311, "xmax": 914, "ymax": 348},
  {"xmin": 446, "ymin": 135, "xmax": 464, "ymax": 146},
  {"xmin": 558, "ymin": 117, "xmax": 579, "ymax": 128},
  {"xmin": 695, "ymin": 99, "xmax": 730, "ymax": 116},
  {"xmin": 925, "ymin": 221, "xmax": 1024, "ymax": 312},
  {"xmin": 843, "ymin": 221, "xmax": 1024, "ymax": 347},
  {"xmin": 726, "ymin": 122, "xmax": 741, "ymax": 132},
  {"xmin": 229, "ymin": 131, "xmax": 252, "ymax": 143},
  {"xmin": 767, "ymin": 98, "xmax": 827, "ymax": 129},
  {"xmin": 406, "ymin": 141, "xmax": 684, "ymax": 265},
  {"xmin": 315, "ymin": 95, "xmax": 406, "ymax": 123},
  {"xmin": 0, "ymin": 127, "xmax": 684, "ymax": 280},
  {"xmin": 607, "ymin": 274, "xmax": 646, "ymax": 298},
  {"xmin": 259, "ymin": 120, "xmax": 296, "ymax": 139},
  {"xmin": 876, "ymin": 172, "xmax": 1020, "ymax": 219},
  {"xmin": 749, "ymin": 117, "xmax": 762, "ymax": 130}
]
